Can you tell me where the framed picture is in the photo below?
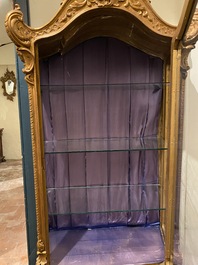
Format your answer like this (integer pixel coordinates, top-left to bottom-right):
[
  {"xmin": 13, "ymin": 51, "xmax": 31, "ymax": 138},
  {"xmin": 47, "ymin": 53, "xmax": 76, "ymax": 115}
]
[{"xmin": 1, "ymin": 68, "xmax": 16, "ymax": 101}]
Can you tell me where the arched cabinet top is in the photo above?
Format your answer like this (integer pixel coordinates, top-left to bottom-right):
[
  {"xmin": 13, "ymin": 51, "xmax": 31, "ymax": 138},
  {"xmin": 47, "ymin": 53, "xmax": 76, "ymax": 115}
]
[{"xmin": 5, "ymin": 0, "xmax": 176, "ymax": 60}]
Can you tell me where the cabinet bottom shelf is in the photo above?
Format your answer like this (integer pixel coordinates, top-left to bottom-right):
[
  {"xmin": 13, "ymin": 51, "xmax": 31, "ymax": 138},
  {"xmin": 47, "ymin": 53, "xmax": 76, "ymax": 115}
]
[{"xmin": 49, "ymin": 225, "xmax": 165, "ymax": 265}]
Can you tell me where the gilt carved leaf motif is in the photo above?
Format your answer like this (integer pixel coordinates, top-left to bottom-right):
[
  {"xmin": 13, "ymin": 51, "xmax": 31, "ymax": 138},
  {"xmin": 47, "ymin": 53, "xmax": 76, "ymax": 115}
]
[
  {"xmin": 5, "ymin": 5, "xmax": 35, "ymax": 48},
  {"xmin": 34, "ymin": 0, "xmax": 174, "ymax": 37},
  {"xmin": 63, "ymin": 0, "xmax": 153, "ymax": 23},
  {"xmin": 36, "ymin": 240, "xmax": 47, "ymax": 265},
  {"xmin": 58, "ymin": 0, "xmax": 174, "ymax": 35},
  {"xmin": 16, "ymin": 47, "xmax": 34, "ymax": 85},
  {"xmin": 183, "ymin": 10, "xmax": 198, "ymax": 44}
]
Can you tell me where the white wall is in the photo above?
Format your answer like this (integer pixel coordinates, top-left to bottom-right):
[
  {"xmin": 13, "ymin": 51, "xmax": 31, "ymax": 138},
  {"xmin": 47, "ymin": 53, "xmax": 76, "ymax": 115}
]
[
  {"xmin": 0, "ymin": 63, "xmax": 21, "ymax": 159},
  {"xmin": 0, "ymin": 1, "xmax": 21, "ymax": 159},
  {"xmin": 151, "ymin": 0, "xmax": 185, "ymax": 25},
  {"xmin": 29, "ymin": 0, "xmax": 61, "ymax": 27},
  {"xmin": 179, "ymin": 43, "xmax": 198, "ymax": 264}
]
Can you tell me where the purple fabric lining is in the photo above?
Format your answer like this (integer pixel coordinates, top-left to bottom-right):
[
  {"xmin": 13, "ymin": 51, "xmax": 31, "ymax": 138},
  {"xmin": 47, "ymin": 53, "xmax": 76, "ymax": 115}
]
[{"xmin": 40, "ymin": 37, "xmax": 163, "ymax": 229}]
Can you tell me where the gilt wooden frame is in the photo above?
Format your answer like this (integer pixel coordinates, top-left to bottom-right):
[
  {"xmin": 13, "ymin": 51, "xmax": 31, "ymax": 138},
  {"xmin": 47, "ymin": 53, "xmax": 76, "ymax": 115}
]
[{"xmin": 5, "ymin": 0, "xmax": 198, "ymax": 264}]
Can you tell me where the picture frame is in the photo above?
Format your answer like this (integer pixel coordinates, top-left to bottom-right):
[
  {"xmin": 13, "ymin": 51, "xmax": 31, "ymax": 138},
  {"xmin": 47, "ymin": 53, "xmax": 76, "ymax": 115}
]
[{"xmin": 1, "ymin": 68, "xmax": 16, "ymax": 101}]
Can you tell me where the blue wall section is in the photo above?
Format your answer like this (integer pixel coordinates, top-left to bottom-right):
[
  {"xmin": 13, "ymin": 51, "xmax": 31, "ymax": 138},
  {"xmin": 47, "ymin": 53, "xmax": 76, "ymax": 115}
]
[{"xmin": 14, "ymin": 0, "xmax": 37, "ymax": 264}]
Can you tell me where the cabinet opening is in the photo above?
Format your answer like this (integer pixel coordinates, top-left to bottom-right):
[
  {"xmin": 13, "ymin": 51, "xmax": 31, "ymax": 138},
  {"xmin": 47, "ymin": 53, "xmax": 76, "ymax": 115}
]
[{"xmin": 40, "ymin": 37, "xmax": 166, "ymax": 264}]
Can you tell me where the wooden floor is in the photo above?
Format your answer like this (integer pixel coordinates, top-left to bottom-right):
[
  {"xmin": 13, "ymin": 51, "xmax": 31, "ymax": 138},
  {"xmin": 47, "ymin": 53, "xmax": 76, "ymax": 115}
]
[{"xmin": 0, "ymin": 160, "xmax": 28, "ymax": 265}]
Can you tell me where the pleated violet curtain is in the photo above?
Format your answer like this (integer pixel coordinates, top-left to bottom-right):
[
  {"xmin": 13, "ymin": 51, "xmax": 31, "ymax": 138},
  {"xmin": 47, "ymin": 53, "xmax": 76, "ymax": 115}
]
[{"xmin": 40, "ymin": 37, "xmax": 163, "ymax": 229}]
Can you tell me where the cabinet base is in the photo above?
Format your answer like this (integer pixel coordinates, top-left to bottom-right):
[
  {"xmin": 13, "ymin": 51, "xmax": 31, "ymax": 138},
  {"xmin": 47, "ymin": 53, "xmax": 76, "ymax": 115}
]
[{"xmin": 49, "ymin": 225, "xmax": 165, "ymax": 265}]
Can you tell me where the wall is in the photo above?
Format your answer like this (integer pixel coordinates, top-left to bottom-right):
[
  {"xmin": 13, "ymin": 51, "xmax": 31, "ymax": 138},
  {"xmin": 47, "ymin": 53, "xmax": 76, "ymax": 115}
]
[
  {"xmin": 151, "ymin": 0, "xmax": 185, "ymax": 25},
  {"xmin": 179, "ymin": 42, "xmax": 198, "ymax": 264},
  {"xmin": 29, "ymin": 0, "xmax": 61, "ymax": 27},
  {"xmin": 0, "ymin": 64, "xmax": 21, "ymax": 159},
  {"xmin": 0, "ymin": 0, "xmax": 21, "ymax": 159}
]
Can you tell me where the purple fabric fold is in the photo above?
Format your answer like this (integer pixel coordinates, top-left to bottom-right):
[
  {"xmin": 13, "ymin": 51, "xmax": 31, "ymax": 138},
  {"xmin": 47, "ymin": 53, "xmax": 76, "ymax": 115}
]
[{"xmin": 40, "ymin": 37, "xmax": 163, "ymax": 229}]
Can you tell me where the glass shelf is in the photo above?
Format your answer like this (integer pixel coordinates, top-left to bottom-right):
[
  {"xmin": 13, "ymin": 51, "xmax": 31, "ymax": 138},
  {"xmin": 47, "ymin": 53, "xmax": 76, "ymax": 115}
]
[
  {"xmin": 44, "ymin": 136, "xmax": 167, "ymax": 154},
  {"xmin": 41, "ymin": 82, "xmax": 170, "ymax": 91},
  {"xmin": 47, "ymin": 183, "xmax": 164, "ymax": 215},
  {"xmin": 48, "ymin": 209, "xmax": 165, "ymax": 216},
  {"xmin": 47, "ymin": 183, "xmax": 160, "ymax": 190}
]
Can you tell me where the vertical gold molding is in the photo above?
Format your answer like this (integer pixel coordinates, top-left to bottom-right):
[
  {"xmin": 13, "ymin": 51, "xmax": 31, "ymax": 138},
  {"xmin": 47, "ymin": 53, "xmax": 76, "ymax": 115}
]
[
  {"xmin": 164, "ymin": 47, "xmax": 181, "ymax": 262},
  {"xmin": 16, "ymin": 42, "xmax": 48, "ymax": 264},
  {"xmin": 159, "ymin": 61, "xmax": 170, "ymax": 238},
  {"xmin": 32, "ymin": 47, "xmax": 49, "ymax": 265},
  {"xmin": 17, "ymin": 46, "xmax": 49, "ymax": 264}
]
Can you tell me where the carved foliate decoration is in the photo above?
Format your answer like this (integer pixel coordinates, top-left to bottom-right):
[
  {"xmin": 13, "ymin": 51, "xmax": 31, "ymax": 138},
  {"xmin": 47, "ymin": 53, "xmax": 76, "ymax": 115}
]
[
  {"xmin": 17, "ymin": 47, "xmax": 34, "ymax": 85},
  {"xmin": 5, "ymin": 5, "xmax": 35, "ymax": 86},
  {"xmin": 181, "ymin": 9, "xmax": 198, "ymax": 79},
  {"xmin": 36, "ymin": 240, "xmax": 47, "ymax": 265},
  {"xmin": 183, "ymin": 9, "xmax": 198, "ymax": 45},
  {"xmin": 5, "ymin": 5, "xmax": 35, "ymax": 48},
  {"xmin": 180, "ymin": 43, "xmax": 195, "ymax": 79},
  {"xmin": 59, "ymin": 0, "xmax": 175, "ymax": 36}
]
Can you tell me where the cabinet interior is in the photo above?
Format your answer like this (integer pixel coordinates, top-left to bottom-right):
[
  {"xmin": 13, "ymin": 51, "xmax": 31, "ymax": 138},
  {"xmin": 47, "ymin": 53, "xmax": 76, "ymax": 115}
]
[{"xmin": 40, "ymin": 37, "xmax": 168, "ymax": 264}]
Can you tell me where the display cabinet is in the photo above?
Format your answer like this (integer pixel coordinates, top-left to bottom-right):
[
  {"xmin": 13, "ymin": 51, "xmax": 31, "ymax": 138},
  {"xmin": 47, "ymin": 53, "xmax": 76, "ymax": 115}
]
[{"xmin": 5, "ymin": 0, "xmax": 198, "ymax": 264}]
